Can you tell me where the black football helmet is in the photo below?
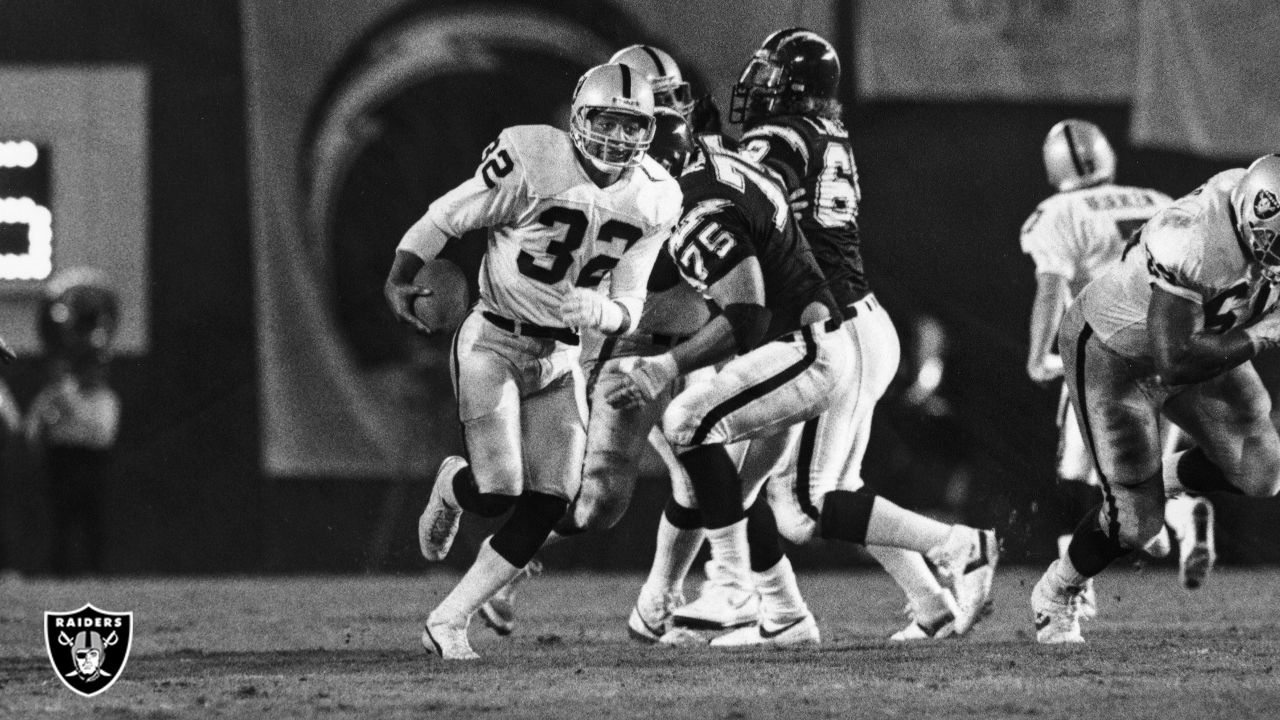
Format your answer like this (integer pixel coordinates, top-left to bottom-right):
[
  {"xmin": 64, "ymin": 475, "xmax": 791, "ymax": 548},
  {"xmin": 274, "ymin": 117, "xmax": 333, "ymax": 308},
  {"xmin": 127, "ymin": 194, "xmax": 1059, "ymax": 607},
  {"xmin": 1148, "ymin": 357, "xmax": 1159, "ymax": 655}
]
[
  {"xmin": 647, "ymin": 107, "xmax": 694, "ymax": 177},
  {"xmin": 729, "ymin": 28, "xmax": 841, "ymax": 125},
  {"xmin": 38, "ymin": 267, "xmax": 120, "ymax": 361}
]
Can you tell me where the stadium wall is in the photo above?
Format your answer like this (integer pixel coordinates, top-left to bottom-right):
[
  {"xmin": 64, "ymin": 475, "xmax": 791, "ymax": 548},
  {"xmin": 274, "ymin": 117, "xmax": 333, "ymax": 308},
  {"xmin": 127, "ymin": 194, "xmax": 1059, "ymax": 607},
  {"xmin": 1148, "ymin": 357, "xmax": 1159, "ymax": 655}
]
[{"xmin": 0, "ymin": 0, "xmax": 1276, "ymax": 575}]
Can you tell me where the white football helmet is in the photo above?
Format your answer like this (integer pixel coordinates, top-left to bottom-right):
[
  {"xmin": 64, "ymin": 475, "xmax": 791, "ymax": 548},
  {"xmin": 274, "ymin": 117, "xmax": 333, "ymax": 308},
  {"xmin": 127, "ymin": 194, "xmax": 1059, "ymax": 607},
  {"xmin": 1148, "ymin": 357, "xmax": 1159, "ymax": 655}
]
[
  {"xmin": 570, "ymin": 63, "xmax": 656, "ymax": 172},
  {"xmin": 1230, "ymin": 154, "xmax": 1280, "ymax": 280},
  {"xmin": 1043, "ymin": 119, "xmax": 1116, "ymax": 192},
  {"xmin": 608, "ymin": 44, "xmax": 694, "ymax": 118}
]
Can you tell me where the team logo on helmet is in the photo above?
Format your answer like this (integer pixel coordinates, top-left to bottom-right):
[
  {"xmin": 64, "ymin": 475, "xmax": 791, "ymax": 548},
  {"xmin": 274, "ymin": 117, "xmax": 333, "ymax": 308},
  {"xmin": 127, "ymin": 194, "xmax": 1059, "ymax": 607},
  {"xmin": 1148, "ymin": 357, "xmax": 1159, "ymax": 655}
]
[
  {"xmin": 1254, "ymin": 189, "xmax": 1280, "ymax": 220},
  {"xmin": 45, "ymin": 604, "xmax": 133, "ymax": 697}
]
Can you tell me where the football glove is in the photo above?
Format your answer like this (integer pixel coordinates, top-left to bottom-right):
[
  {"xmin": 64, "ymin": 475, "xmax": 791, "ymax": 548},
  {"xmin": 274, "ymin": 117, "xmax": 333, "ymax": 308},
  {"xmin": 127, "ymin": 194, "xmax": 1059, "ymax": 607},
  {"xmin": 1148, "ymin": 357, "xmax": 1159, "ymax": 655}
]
[
  {"xmin": 560, "ymin": 287, "xmax": 625, "ymax": 333},
  {"xmin": 605, "ymin": 354, "xmax": 679, "ymax": 409}
]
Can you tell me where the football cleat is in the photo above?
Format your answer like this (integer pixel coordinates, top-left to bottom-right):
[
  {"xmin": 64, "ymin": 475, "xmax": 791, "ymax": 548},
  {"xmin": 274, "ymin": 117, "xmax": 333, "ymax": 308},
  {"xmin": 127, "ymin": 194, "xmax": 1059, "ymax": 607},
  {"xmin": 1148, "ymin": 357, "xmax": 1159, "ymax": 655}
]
[
  {"xmin": 1031, "ymin": 561, "xmax": 1085, "ymax": 644},
  {"xmin": 477, "ymin": 557, "xmax": 543, "ymax": 636},
  {"xmin": 421, "ymin": 618, "xmax": 479, "ymax": 661},
  {"xmin": 890, "ymin": 590, "xmax": 960, "ymax": 642},
  {"xmin": 709, "ymin": 612, "xmax": 820, "ymax": 648},
  {"xmin": 418, "ymin": 456, "xmax": 467, "ymax": 562},
  {"xmin": 627, "ymin": 588, "xmax": 687, "ymax": 644},
  {"xmin": 926, "ymin": 526, "xmax": 998, "ymax": 634},
  {"xmin": 1072, "ymin": 577, "xmax": 1098, "ymax": 620},
  {"xmin": 671, "ymin": 560, "xmax": 760, "ymax": 631},
  {"xmin": 1180, "ymin": 497, "xmax": 1216, "ymax": 589}
]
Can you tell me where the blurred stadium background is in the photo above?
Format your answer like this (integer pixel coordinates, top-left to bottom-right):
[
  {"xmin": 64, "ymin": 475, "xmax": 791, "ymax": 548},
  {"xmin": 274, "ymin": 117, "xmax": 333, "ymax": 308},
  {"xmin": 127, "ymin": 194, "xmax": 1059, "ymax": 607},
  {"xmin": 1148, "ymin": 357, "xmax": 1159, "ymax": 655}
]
[{"xmin": 0, "ymin": 0, "xmax": 1277, "ymax": 581}]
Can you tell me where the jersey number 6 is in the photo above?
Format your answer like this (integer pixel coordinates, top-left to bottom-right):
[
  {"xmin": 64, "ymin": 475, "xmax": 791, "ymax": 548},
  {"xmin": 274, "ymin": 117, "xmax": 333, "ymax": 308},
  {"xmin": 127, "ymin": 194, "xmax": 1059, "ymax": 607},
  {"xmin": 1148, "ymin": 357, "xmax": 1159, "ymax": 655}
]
[{"xmin": 517, "ymin": 206, "xmax": 643, "ymax": 287}]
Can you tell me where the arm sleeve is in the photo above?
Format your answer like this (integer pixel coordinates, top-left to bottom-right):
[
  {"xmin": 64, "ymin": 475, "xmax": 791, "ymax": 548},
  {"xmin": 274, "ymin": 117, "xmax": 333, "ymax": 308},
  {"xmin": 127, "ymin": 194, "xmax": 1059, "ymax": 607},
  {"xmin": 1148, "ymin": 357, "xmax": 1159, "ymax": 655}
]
[
  {"xmin": 396, "ymin": 133, "xmax": 527, "ymax": 261},
  {"xmin": 1019, "ymin": 201, "xmax": 1077, "ymax": 280},
  {"xmin": 1144, "ymin": 223, "xmax": 1208, "ymax": 303}
]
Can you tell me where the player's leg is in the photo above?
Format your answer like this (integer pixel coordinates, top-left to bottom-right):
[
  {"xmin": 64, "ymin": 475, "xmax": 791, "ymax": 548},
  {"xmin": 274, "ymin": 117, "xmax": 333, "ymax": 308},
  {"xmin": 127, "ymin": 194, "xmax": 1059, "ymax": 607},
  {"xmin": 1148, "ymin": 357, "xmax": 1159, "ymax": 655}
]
[
  {"xmin": 705, "ymin": 431, "xmax": 819, "ymax": 647},
  {"xmin": 660, "ymin": 327, "xmax": 850, "ymax": 641},
  {"xmin": 1053, "ymin": 396, "xmax": 1104, "ymax": 617},
  {"xmin": 419, "ymin": 315, "xmax": 526, "ymax": 563},
  {"xmin": 1032, "ymin": 317, "xmax": 1166, "ymax": 644}
]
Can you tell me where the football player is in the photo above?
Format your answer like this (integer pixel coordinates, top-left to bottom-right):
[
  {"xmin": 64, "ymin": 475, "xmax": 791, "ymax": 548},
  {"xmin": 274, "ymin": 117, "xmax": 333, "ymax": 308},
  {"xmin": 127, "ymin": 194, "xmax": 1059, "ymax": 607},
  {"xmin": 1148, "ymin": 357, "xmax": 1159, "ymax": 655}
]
[
  {"xmin": 1021, "ymin": 119, "xmax": 1215, "ymax": 612},
  {"xmin": 706, "ymin": 27, "xmax": 998, "ymax": 643},
  {"xmin": 608, "ymin": 121, "xmax": 856, "ymax": 648},
  {"xmin": 1032, "ymin": 155, "xmax": 1280, "ymax": 643},
  {"xmin": 387, "ymin": 63, "xmax": 682, "ymax": 660},
  {"xmin": 470, "ymin": 46, "xmax": 757, "ymax": 639}
]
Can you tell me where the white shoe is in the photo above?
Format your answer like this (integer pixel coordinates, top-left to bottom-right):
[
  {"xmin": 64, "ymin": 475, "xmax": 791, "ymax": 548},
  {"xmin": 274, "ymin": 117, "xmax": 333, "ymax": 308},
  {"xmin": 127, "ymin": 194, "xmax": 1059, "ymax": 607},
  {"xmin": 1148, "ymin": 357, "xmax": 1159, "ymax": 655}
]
[
  {"xmin": 671, "ymin": 560, "xmax": 759, "ymax": 630},
  {"xmin": 477, "ymin": 557, "xmax": 543, "ymax": 636},
  {"xmin": 658, "ymin": 627, "xmax": 708, "ymax": 646},
  {"xmin": 1031, "ymin": 561, "xmax": 1085, "ymax": 644},
  {"xmin": 890, "ymin": 590, "xmax": 960, "ymax": 641},
  {"xmin": 709, "ymin": 612, "xmax": 820, "ymax": 648},
  {"xmin": 1180, "ymin": 498, "xmax": 1216, "ymax": 589},
  {"xmin": 418, "ymin": 456, "xmax": 467, "ymax": 562},
  {"xmin": 927, "ymin": 526, "xmax": 998, "ymax": 634},
  {"xmin": 1143, "ymin": 525, "xmax": 1172, "ymax": 558},
  {"xmin": 421, "ymin": 617, "xmax": 479, "ymax": 660},
  {"xmin": 627, "ymin": 588, "xmax": 687, "ymax": 644}
]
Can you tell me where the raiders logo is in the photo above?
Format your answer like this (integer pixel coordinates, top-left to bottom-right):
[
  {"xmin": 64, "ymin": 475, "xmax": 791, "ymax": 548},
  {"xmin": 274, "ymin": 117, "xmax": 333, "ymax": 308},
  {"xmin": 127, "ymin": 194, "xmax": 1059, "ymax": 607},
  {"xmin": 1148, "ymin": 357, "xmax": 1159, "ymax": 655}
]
[
  {"xmin": 44, "ymin": 604, "xmax": 133, "ymax": 697},
  {"xmin": 1254, "ymin": 189, "xmax": 1279, "ymax": 220}
]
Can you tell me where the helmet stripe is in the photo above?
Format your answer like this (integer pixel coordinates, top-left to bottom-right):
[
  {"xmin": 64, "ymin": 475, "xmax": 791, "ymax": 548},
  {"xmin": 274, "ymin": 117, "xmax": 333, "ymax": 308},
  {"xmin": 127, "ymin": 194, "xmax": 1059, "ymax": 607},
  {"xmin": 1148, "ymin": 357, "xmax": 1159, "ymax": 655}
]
[
  {"xmin": 619, "ymin": 63, "xmax": 631, "ymax": 98},
  {"xmin": 639, "ymin": 45, "xmax": 666, "ymax": 76},
  {"xmin": 1062, "ymin": 124, "xmax": 1087, "ymax": 177}
]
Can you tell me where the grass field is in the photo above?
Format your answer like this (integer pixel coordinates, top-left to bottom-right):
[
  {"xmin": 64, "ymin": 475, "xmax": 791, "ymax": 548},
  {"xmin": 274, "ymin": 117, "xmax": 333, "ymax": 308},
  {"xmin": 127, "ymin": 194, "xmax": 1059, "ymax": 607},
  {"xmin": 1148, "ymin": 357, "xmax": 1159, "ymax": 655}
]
[{"xmin": 3, "ymin": 565, "xmax": 1280, "ymax": 719}]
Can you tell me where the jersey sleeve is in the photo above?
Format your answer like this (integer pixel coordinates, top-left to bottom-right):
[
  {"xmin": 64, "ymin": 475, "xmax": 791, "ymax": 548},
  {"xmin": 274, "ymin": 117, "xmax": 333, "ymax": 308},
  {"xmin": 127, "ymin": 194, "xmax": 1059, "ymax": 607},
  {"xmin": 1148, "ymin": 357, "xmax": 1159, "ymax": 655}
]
[
  {"xmin": 666, "ymin": 198, "xmax": 755, "ymax": 294},
  {"xmin": 738, "ymin": 123, "xmax": 809, "ymax": 192},
  {"xmin": 1142, "ymin": 218, "xmax": 1208, "ymax": 302},
  {"xmin": 396, "ymin": 132, "xmax": 527, "ymax": 261},
  {"xmin": 1019, "ymin": 199, "xmax": 1077, "ymax": 279}
]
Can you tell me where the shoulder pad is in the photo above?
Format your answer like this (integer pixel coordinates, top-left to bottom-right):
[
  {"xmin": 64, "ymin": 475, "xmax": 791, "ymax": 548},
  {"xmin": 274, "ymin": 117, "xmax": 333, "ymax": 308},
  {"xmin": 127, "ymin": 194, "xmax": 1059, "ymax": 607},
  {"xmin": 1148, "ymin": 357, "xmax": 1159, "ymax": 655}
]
[
  {"xmin": 634, "ymin": 162, "xmax": 683, "ymax": 228},
  {"xmin": 740, "ymin": 117, "xmax": 814, "ymax": 168},
  {"xmin": 499, "ymin": 125, "xmax": 579, "ymax": 197}
]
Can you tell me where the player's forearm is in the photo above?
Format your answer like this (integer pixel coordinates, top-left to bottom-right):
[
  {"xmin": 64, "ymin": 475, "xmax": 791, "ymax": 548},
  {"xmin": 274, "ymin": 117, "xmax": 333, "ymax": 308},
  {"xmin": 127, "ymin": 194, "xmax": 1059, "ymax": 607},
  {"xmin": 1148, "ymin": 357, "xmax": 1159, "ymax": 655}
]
[
  {"xmin": 669, "ymin": 315, "xmax": 737, "ymax": 373},
  {"xmin": 1027, "ymin": 274, "xmax": 1068, "ymax": 376},
  {"xmin": 1155, "ymin": 331, "xmax": 1256, "ymax": 385}
]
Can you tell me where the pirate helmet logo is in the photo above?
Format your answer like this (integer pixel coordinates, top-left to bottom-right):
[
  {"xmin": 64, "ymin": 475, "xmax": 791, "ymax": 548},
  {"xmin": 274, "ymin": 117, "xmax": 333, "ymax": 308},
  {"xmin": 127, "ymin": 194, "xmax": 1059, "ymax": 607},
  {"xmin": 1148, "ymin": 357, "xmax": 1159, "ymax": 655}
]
[
  {"xmin": 44, "ymin": 604, "xmax": 133, "ymax": 697},
  {"xmin": 1254, "ymin": 189, "xmax": 1280, "ymax": 220}
]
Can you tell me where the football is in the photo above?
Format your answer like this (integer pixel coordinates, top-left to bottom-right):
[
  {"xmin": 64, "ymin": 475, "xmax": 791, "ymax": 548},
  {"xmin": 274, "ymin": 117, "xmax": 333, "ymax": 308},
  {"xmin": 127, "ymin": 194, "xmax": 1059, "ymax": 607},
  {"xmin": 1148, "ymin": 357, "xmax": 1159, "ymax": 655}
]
[{"xmin": 412, "ymin": 258, "xmax": 471, "ymax": 335}]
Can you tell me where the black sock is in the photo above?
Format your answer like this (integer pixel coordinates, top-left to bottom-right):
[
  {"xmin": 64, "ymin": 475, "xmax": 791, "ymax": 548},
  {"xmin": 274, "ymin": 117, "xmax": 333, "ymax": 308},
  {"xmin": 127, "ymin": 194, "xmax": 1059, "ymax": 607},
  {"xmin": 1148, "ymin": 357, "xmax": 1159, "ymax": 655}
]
[
  {"xmin": 663, "ymin": 498, "xmax": 703, "ymax": 530},
  {"xmin": 1066, "ymin": 508, "xmax": 1130, "ymax": 578},
  {"xmin": 489, "ymin": 492, "xmax": 570, "ymax": 568},
  {"xmin": 746, "ymin": 491, "xmax": 784, "ymax": 572},
  {"xmin": 1176, "ymin": 447, "xmax": 1244, "ymax": 495},
  {"xmin": 678, "ymin": 445, "xmax": 743, "ymax": 530},
  {"xmin": 818, "ymin": 487, "xmax": 876, "ymax": 545}
]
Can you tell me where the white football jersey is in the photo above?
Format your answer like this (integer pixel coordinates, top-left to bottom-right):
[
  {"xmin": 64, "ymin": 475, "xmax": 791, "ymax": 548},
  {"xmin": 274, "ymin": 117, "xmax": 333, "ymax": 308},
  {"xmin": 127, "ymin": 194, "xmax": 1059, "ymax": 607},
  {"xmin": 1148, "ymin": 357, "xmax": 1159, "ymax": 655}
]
[
  {"xmin": 1081, "ymin": 168, "xmax": 1280, "ymax": 361},
  {"xmin": 399, "ymin": 125, "xmax": 682, "ymax": 330},
  {"xmin": 1020, "ymin": 184, "xmax": 1172, "ymax": 298}
]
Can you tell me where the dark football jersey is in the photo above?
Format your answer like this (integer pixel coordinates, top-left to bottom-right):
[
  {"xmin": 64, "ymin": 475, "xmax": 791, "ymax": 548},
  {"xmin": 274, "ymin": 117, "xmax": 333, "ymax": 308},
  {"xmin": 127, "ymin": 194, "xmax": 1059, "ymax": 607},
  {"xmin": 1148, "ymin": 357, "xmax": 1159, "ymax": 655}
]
[
  {"xmin": 665, "ymin": 137, "xmax": 840, "ymax": 342},
  {"xmin": 740, "ymin": 114, "xmax": 869, "ymax": 312}
]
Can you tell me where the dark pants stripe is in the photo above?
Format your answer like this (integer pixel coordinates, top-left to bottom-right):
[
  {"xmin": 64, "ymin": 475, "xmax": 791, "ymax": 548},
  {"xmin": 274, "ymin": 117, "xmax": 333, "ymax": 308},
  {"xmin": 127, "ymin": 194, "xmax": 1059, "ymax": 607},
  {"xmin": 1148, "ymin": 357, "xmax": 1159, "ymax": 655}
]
[
  {"xmin": 690, "ymin": 326, "xmax": 819, "ymax": 446},
  {"xmin": 586, "ymin": 337, "xmax": 618, "ymax": 401},
  {"xmin": 795, "ymin": 417, "xmax": 821, "ymax": 519},
  {"xmin": 1073, "ymin": 323, "xmax": 1121, "ymax": 540}
]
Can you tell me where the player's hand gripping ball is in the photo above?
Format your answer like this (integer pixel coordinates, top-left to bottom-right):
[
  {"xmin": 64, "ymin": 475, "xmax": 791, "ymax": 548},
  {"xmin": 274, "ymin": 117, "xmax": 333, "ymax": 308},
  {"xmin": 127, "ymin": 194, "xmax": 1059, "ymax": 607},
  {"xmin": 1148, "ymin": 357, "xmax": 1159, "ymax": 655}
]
[{"xmin": 410, "ymin": 259, "xmax": 470, "ymax": 336}]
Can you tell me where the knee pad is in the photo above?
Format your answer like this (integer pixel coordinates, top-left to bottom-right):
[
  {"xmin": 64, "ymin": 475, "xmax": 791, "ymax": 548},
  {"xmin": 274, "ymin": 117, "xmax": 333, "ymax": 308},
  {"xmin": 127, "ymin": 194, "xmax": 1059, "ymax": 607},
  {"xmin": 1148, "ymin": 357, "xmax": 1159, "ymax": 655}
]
[
  {"xmin": 490, "ymin": 492, "xmax": 570, "ymax": 568},
  {"xmin": 453, "ymin": 466, "xmax": 518, "ymax": 518},
  {"xmin": 663, "ymin": 498, "xmax": 703, "ymax": 530}
]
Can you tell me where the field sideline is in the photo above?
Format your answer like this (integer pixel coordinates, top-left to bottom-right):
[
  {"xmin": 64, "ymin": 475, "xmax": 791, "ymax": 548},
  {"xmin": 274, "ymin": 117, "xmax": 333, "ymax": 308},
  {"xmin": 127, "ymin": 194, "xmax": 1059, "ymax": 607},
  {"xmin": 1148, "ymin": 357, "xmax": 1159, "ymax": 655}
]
[{"xmin": 2, "ymin": 566, "xmax": 1279, "ymax": 719}]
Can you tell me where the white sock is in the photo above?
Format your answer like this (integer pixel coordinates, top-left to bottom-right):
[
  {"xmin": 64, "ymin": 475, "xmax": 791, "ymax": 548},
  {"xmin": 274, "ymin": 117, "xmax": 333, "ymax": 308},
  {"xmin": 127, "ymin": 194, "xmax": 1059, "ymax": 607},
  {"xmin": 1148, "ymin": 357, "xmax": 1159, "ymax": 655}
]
[
  {"xmin": 642, "ymin": 515, "xmax": 705, "ymax": 597},
  {"xmin": 1051, "ymin": 552, "xmax": 1088, "ymax": 588},
  {"xmin": 863, "ymin": 497, "xmax": 952, "ymax": 552},
  {"xmin": 1057, "ymin": 533, "xmax": 1072, "ymax": 559},
  {"xmin": 753, "ymin": 555, "xmax": 807, "ymax": 622},
  {"xmin": 1162, "ymin": 450, "xmax": 1190, "ymax": 495},
  {"xmin": 866, "ymin": 546, "xmax": 943, "ymax": 607},
  {"xmin": 1164, "ymin": 493, "xmax": 1196, "ymax": 544},
  {"xmin": 430, "ymin": 539, "xmax": 521, "ymax": 625},
  {"xmin": 705, "ymin": 519, "xmax": 750, "ymax": 580}
]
